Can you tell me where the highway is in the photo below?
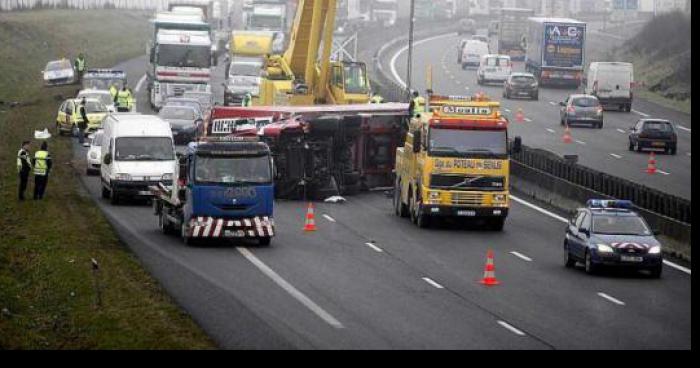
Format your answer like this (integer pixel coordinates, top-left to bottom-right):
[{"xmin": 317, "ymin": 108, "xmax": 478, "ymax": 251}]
[
  {"xmin": 385, "ymin": 30, "xmax": 692, "ymax": 200},
  {"xmin": 66, "ymin": 52, "xmax": 691, "ymax": 349}
]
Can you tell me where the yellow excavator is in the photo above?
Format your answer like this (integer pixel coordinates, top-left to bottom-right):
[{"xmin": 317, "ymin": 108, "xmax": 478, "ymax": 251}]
[{"xmin": 258, "ymin": 0, "xmax": 371, "ymax": 106}]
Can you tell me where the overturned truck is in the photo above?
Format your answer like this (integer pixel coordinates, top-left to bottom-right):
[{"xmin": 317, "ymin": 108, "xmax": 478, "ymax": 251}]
[{"xmin": 201, "ymin": 104, "xmax": 409, "ymax": 199}]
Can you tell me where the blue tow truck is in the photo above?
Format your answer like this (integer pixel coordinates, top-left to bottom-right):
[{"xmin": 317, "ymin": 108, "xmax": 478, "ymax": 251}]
[{"xmin": 151, "ymin": 137, "xmax": 276, "ymax": 246}]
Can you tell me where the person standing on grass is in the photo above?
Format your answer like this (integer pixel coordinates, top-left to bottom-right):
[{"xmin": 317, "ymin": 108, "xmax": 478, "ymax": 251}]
[
  {"xmin": 32, "ymin": 141, "xmax": 52, "ymax": 200},
  {"xmin": 78, "ymin": 98, "xmax": 89, "ymax": 145},
  {"xmin": 17, "ymin": 141, "xmax": 32, "ymax": 201}
]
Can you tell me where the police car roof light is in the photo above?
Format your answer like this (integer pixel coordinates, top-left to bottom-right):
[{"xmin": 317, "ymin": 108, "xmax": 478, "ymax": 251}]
[{"xmin": 587, "ymin": 199, "xmax": 634, "ymax": 210}]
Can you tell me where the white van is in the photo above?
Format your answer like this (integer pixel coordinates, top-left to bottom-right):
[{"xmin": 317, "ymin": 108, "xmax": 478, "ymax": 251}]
[
  {"xmin": 477, "ymin": 54, "xmax": 512, "ymax": 85},
  {"xmin": 100, "ymin": 114, "xmax": 176, "ymax": 205},
  {"xmin": 585, "ymin": 62, "xmax": 634, "ymax": 112},
  {"xmin": 461, "ymin": 40, "xmax": 490, "ymax": 69}
]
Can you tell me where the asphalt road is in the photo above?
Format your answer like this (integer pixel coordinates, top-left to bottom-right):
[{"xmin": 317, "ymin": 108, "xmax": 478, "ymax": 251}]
[
  {"xmin": 386, "ymin": 30, "xmax": 692, "ymax": 200},
  {"xmin": 65, "ymin": 51, "xmax": 691, "ymax": 349}
]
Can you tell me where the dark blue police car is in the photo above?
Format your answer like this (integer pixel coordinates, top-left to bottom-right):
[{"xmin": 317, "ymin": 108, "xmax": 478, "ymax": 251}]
[{"xmin": 564, "ymin": 200, "xmax": 663, "ymax": 278}]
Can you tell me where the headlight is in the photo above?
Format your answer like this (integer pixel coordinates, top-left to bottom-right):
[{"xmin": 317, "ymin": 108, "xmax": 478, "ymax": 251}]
[
  {"xmin": 115, "ymin": 173, "xmax": 132, "ymax": 181},
  {"xmin": 428, "ymin": 191, "xmax": 441, "ymax": 200},
  {"xmin": 161, "ymin": 174, "xmax": 174, "ymax": 181},
  {"xmin": 89, "ymin": 152, "xmax": 98, "ymax": 159},
  {"xmin": 648, "ymin": 246, "xmax": 662, "ymax": 255},
  {"xmin": 596, "ymin": 244, "xmax": 615, "ymax": 253},
  {"xmin": 493, "ymin": 194, "xmax": 507, "ymax": 203}
]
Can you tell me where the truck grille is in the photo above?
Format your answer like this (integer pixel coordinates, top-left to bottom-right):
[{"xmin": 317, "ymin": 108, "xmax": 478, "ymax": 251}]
[
  {"xmin": 451, "ymin": 193, "xmax": 484, "ymax": 206},
  {"xmin": 431, "ymin": 175, "xmax": 505, "ymax": 191}
]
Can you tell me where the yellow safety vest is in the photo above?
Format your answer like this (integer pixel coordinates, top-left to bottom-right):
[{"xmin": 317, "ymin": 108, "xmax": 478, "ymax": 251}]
[
  {"xmin": 17, "ymin": 149, "xmax": 31, "ymax": 173},
  {"xmin": 110, "ymin": 86, "xmax": 118, "ymax": 99},
  {"xmin": 413, "ymin": 97, "xmax": 426, "ymax": 114},
  {"xmin": 76, "ymin": 57, "xmax": 85, "ymax": 72},
  {"xmin": 117, "ymin": 90, "xmax": 131, "ymax": 108},
  {"xmin": 34, "ymin": 151, "xmax": 49, "ymax": 176},
  {"xmin": 371, "ymin": 95, "xmax": 384, "ymax": 104}
]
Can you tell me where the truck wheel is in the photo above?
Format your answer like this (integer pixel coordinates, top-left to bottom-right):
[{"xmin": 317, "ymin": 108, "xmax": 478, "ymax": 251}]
[
  {"xmin": 488, "ymin": 217, "xmax": 505, "ymax": 231},
  {"xmin": 410, "ymin": 192, "xmax": 430, "ymax": 228},
  {"xmin": 394, "ymin": 179, "xmax": 409, "ymax": 218},
  {"xmin": 259, "ymin": 237, "xmax": 272, "ymax": 246},
  {"xmin": 101, "ymin": 186, "xmax": 110, "ymax": 199},
  {"xmin": 159, "ymin": 211, "xmax": 174, "ymax": 235},
  {"xmin": 181, "ymin": 223, "xmax": 195, "ymax": 246}
]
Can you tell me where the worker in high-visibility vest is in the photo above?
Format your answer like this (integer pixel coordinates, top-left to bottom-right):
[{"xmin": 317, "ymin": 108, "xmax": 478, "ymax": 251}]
[
  {"xmin": 370, "ymin": 94, "xmax": 385, "ymax": 104},
  {"xmin": 109, "ymin": 84, "xmax": 118, "ymax": 101},
  {"xmin": 32, "ymin": 141, "xmax": 52, "ymax": 200},
  {"xmin": 17, "ymin": 140, "xmax": 32, "ymax": 201},
  {"xmin": 241, "ymin": 92, "xmax": 253, "ymax": 107},
  {"xmin": 409, "ymin": 91, "xmax": 425, "ymax": 118},
  {"xmin": 116, "ymin": 86, "xmax": 132, "ymax": 112},
  {"xmin": 75, "ymin": 53, "xmax": 86, "ymax": 81}
]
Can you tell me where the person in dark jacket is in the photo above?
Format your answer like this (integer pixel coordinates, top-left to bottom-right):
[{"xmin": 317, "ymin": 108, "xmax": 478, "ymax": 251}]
[
  {"xmin": 17, "ymin": 141, "xmax": 32, "ymax": 200},
  {"xmin": 32, "ymin": 141, "xmax": 52, "ymax": 200},
  {"xmin": 78, "ymin": 98, "xmax": 89, "ymax": 144}
]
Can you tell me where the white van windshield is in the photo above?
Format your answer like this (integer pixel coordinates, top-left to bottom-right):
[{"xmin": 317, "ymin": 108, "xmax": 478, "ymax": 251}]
[{"xmin": 115, "ymin": 137, "xmax": 174, "ymax": 161}]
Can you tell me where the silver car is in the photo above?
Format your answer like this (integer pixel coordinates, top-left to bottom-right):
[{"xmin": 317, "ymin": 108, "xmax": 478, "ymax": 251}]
[
  {"xmin": 560, "ymin": 94, "xmax": 604, "ymax": 129},
  {"xmin": 183, "ymin": 91, "xmax": 214, "ymax": 115},
  {"xmin": 159, "ymin": 105, "xmax": 201, "ymax": 145},
  {"xmin": 43, "ymin": 59, "xmax": 76, "ymax": 86}
]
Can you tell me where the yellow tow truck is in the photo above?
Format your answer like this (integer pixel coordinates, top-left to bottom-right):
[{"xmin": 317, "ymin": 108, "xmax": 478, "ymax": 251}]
[{"xmin": 393, "ymin": 94, "xmax": 522, "ymax": 230}]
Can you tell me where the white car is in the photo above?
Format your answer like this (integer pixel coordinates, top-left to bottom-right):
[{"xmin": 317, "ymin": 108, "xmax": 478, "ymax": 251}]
[
  {"xmin": 77, "ymin": 89, "xmax": 116, "ymax": 113},
  {"xmin": 43, "ymin": 59, "xmax": 76, "ymax": 86},
  {"xmin": 85, "ymin": 130, "xmax": 104, "ymax": 175},
  {"xmin": 477, "ymin": 54, "xmax": 512, "ymax": 85}
]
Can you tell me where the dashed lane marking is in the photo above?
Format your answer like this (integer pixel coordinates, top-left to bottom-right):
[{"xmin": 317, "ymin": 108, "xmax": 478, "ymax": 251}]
[
  {"xmin": 549, "ymin": 101, "xmax": 557, "ymax": 106},
  {"xmin": 598, "ymin": 292, "xmax": 626, "ymax": 306},
  {"xmin": 422, "ymin": 277, "xmax": 445, "ymax": 289},
  {"xmin": 322, "ymin": 214, "xmax": 336, "ymax": 223},
  {"xmin": 677, "ymin": 125, "xmax": 691, "ymax": 133},
  {"xmin": 364, "ymin": 242, "xmax": 384, "ymax": 253},
  {"xmin": 657, "ymin": 169, "xmax": 671, "ymax": 176},
  {"xmin": 135, "ymin": 74, "xmax": 147, "ymax": 93},
  {"xmin": 610, "ymin": 153, "xmax": 623, "ymax": 159},
  {"xmin": 576, "ymin": 140, "xmax": 586, "ymax": 145},
  {"xmin": 632, "ymin": 109, "xmax": 650, "ymax": 117},
  {"xmin": 237, "ymin": 247, "xmax": 344, "ymax": 329},
  {"xmin": 524, "ymin": 118, "xmax": 532, "ymax": 122},
  {"xmin": 617, "ymin": 129, "xmax": 626, "ymax": 134},
  {"xmin": 546, "ymin": 128, "xmax": 556, "ymax": 134},
  {"xmin": 510, "ymin": 252, "xmax": 533, "ymax": 262},
  {"xmin": 498, "ymin": 321, "xmax": 527, "ymax": 336}
]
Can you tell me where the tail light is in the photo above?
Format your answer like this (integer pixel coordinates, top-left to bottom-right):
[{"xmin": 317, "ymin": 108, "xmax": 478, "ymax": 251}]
[
  {"xmin": 178, "ymin": 178, "xmax": 187, "ymax": 187},
  {"xmin": 597, "ymin": 106, "xmax": 604, "ymax": 115}
]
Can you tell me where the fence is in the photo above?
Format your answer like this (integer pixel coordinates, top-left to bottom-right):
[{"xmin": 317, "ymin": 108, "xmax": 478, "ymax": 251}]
[{"xmin": 0, "ymin": 0, "xmax": 169, "ymax": 11}]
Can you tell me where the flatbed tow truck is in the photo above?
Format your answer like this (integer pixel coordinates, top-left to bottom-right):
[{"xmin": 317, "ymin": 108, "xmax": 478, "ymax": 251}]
[{"xmin": 151, "ymin": 136, "xmax": 275, "ymax": 246}]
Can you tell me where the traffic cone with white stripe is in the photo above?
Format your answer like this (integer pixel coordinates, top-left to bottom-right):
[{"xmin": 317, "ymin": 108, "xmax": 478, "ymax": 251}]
[
  {"xmin": 646, "ymin": 152, "xmax": 657, "ymax": 175},
  {"xmin": 303, "ymin": 203, "xmax": 318, "ymax": 232},
  {"xmin": 562, "ymin": 126, "xmax": 573, "ymax": 144},
  {"xmin": 479, "ymin": 250, "xmax": 500, "ymax": 286}
]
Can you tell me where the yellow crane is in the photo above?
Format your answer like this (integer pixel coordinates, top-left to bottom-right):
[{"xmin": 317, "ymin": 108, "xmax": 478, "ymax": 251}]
[{"xmin": 258, "ymin": 0, "xmax": 371, "ymax": 106}]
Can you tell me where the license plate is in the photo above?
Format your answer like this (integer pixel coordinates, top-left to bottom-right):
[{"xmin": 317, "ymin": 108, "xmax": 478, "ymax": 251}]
[
  {"xmin": 225, "ymin": 230, "xmax": 246, "ymax": 238},
  {"xmin": 652, "ymin": 142, "xmax": 666, "ymax": 147},
  {"xmin": 519, "ymin": 92, "xmax": 530, "ymax": 96},
  {"xmin": 486, "ymin": 68, "xmax": 496, "ymax": 72},
  {"xmin": 138, "ymin": 191, "xmax": 152, "ymax": 196},
  {"xmin": 621, "ymin": 255, "xmax": 644, "ymax": 263},
  {"xmin": 457, "ymin": 210, "xmax": 476, "ymax": 217}
]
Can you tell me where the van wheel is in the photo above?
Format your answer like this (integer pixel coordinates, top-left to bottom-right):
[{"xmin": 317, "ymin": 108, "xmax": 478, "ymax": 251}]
[
  {"xmin": 110, "ymin": 191, "xmax": 120, "ymax": 205},
  {"xmin": 101, "ymin": 186, "xmax": 110, "ymax": 199},
  {"xmin": 629, "ymin": 141, "xmax": 634, "ymax": 151}
]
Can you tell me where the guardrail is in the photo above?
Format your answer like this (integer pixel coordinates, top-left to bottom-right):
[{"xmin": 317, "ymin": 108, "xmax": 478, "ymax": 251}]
[{"xmin": 0, "ymin": 0, "xmax": 168, "ymax": 11}]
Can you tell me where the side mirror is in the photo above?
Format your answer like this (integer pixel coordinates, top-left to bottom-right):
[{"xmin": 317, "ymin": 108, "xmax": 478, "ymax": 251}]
[
  {"xmin": 579, "ymin": 228, "xmax": 589, "ymax": 237},
  {"xmin": 559, "ymin": 102, "xmax": 566, "ymax": 107},
  {"xmin": 103, "ymin": 153, "xmax": 112, "ymax": 165},
  {"xmin": 511, "ymin": 136, "xmax": 522, "ymax": 154},
  {"xmin": 412, "ymin": 130, "xmax": 422, "ymax": 154}
]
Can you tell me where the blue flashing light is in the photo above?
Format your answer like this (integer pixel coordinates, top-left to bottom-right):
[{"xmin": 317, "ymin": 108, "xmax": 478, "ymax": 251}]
[{"xmin": 587, "ymin": 199, "xmax": 634, "ymax": 210}]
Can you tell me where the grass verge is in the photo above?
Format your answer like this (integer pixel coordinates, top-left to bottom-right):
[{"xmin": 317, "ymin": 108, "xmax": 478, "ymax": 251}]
[{"xmin": 0, "ymin": 9, "xmax": 215, "ymax": 349}]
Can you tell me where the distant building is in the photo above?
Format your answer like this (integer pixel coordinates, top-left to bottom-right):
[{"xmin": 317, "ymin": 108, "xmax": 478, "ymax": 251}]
[{"xmin": 639, "ymin": 0, "xmax": 689, "ymax": 14}]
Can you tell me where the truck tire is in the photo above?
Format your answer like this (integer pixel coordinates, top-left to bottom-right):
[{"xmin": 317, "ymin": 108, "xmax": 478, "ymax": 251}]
[
  {"xmin": 487, "ymin": 217, "xmax": 505, "ymax": 231},
  {"xmin": 110, "ymin": 190, "xmax": 120, "ymax": 205},
  {"xmin": 410, "ymin": 191, "xmax": 430, "ymax": 229},
  {"xmin": 394, "ymin": 179, "xmax": 409, "ymax": 218},
  {"xmin": 259, "ymin": 237, "xmax": 272, "ymax": 246},
  {"xmin": 159, "ymin": 211, "xmax": 174, "ymax": 235},
  {"xmin": 181, "ymin": 223, "xmax": 195, "ymax": 246}
]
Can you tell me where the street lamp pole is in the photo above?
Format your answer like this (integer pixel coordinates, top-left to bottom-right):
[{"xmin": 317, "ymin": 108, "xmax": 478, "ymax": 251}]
[{"xmin": 406, "ymin": 0, "xmax": 416, "ymax": 99}]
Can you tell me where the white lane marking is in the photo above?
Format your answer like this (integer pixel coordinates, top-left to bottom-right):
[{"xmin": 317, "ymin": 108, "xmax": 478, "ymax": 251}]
[
  {"xmin": 497, "ymin": 321, "xmax": 526, "ymax": 336},
  {"xmin": 388, "ymin": 32, "xmax": 457, "ymax": 88},
  {"xmin": 656, "ymin": 169, "xmax": 671, "ymax": 176},
  {"xmin": 576, "ymin": 140, "xmax": 587, "ymax": 146},
  {"xmin": 504, "ymin": 108, "xmax": 511, "ymax": 113},
  {"xmin": 510, "ymin": 251, "xmax": 533, "ymax": 262},
  {"xmin": 237, "ymin": 247, "xmax": 344, "ymax": 329},
  {"xmin": 597, "ymin": 292, "xmax": 626, "ymax": 306},
  {"xmin": 511, "ymin": 196, "xmax": 690, "ymax": 276},
  {"xmin": 322, "ymin": 214, "xmax": 336, "ymax": 223},
  {"xmin": 549, "ymin": 101, "xmax": 557, "ymax": 106},
  {"xmin": 134, "ymin": 74, "xmax": 147, "ymax": 93},
  {"xmin": 676, "ymin": 125, "xmax": 691, "ymax": 133},
  {"xmin": 455, "ymin": 80, "xmax": 462, "ymax": 84},
  {"xmin": 546, "ymin": 128, "xmax": 556, "ymax": 134},
  {"xmin": 664, "ymin": 260, "xmax": 691, "ymax": 274},
  {"xmin": 422, "ymin": 277, "xmax": 445, "ymax": 289},
  {"xmin": 617, "ymin": 128, "xmax": 626, "ymax": 134},
  {"xmin": 610, "ymin": 153, "xmax": 623, "ymax": 159},
  {"xmin": 465, "ymin": 86, "xmax": 470, "ymax": 91},
  {"xmin": 632, "ymin": 109, "xmax": 650, "ymax": 117},
  {"xmin": 510, "ymin": 195, "xmax": 569, "ymax": 223},
  {"xmin": 524, "ymin": 118, "xmax": 532, "ymax": 122},
  {"xmin": 687, "ymin": 152, "xmax": 691, "ymax": 157},
  {"xmin": 364, "ymin": 242, "xmax": 384, "ymax": 253}
]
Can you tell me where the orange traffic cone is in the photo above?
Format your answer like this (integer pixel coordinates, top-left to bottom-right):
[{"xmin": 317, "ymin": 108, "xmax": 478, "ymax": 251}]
[
  {"xmin": 562, "ymin": 126, "xmax": 573, "ymax": 144},
  {"xmin": 646, "ymin": 152, "xmax": 657, "ymax": 175},
  {"xmin": 303, "ymin": 203, "xmax": 318, "ymax": 232},
  {"xmin": 479, "ymin": 250, "xmax": 500, "ymax": 286},
  {"xmin": 515, "ymin": 108, "xmax": 525, "ymax": 123}
]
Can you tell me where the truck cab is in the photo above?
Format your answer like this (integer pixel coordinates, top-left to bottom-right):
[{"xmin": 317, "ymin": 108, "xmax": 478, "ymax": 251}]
[{"xmin": 394, "ymin": 94, "xmax": 521, "ymax": 230}]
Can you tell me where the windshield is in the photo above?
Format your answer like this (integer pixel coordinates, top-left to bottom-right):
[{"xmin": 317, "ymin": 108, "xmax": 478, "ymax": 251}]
[
  {"xmin": 249, "ymin": 15, "xmax": 284, "ymax": 30},
  {"xmin": 91, "ymin": 132, "xmax": 104, "ymax": 147},
  {"xmin": 83, "ymin": 78, "xmax": 125, "ymax": 90},
  {"xmin": 80, "ymin": 100, "xmax": 108, "ymax": 113},
  {"xmin": 165, "ymin": 100, "xmax": 202, "ymax": 114},
  {"xmin": 158, "ymin": 44, "xmax": 211, "ymax": 68},
  {"xmin": 160, "ymin": 106, "xmax": 195, "ymax": 121},
  {"xmin": 195, "ymin": 155, "xmax": 272, "ymax": 185},
  {"xmin": 573, "ymin": 97, "xmax": 600, "ymax": 108},
  {"xmin": 593, "ymin": 215, "xmax": 651, "ymax": 236},
  {"xmin": 230, "ymin": 63, "xmax": 262, "ymax": 77},
  {"xmin": 115, "ymin": 137, "xmax": 174, "ymax": 161},
  {"xmin": 343, "ymin": 64, "xmax": 369, "ymax": 94},
  {"xmin": 485, "ymin": 57, "xmax": 510, "ymax": 67},
  {"xmin": 80, "ymin": 93, "xmax": 113, "ymax": 106},
  {"xmin": 644, "ymin": 122, "xmax": 673, "ymax": 132},
  {"xmin": 429, "ymin": 129, "xmax": 508, "ymax": 157},
  {"xmin": 47, "ymin": 61, "xmax": 70, "ymax": 71}
]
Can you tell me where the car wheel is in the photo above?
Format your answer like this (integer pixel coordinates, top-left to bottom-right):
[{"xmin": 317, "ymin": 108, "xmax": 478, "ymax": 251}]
[
  {"xmin": 629, "ymin": 140, "xmax": 634, "ymax": 151},
  {"xmin": 671, "ymin": 147, "xmax": 678, "ymax": 155},
  {"xmin": 101, "ymin": 186, "xmax": 110, "ymax": 199},
  {"xmin": 110, "ymin": 191, "xmax": 120, "ymax": 205},
  {"xmin": 597, "ymin": 122, "xmax": 603, "ymax": 129},
  {"xmin": 564, "ymin": 243, "xmax": 576, "ymax": 268},
  {"xmin": 584, "ymin": 251, "xmax": 598, "ymax": 275},
  {"xmin": 636, "ymin": 142, "xmax": 643, "ymax": 152},
  {"xmin": 649, "ymin": 265, "xmax": 663, "ymax": 279},
  {"xmin": 533, "ymin": 93, "xmax": 539, "ymax": 101}
]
